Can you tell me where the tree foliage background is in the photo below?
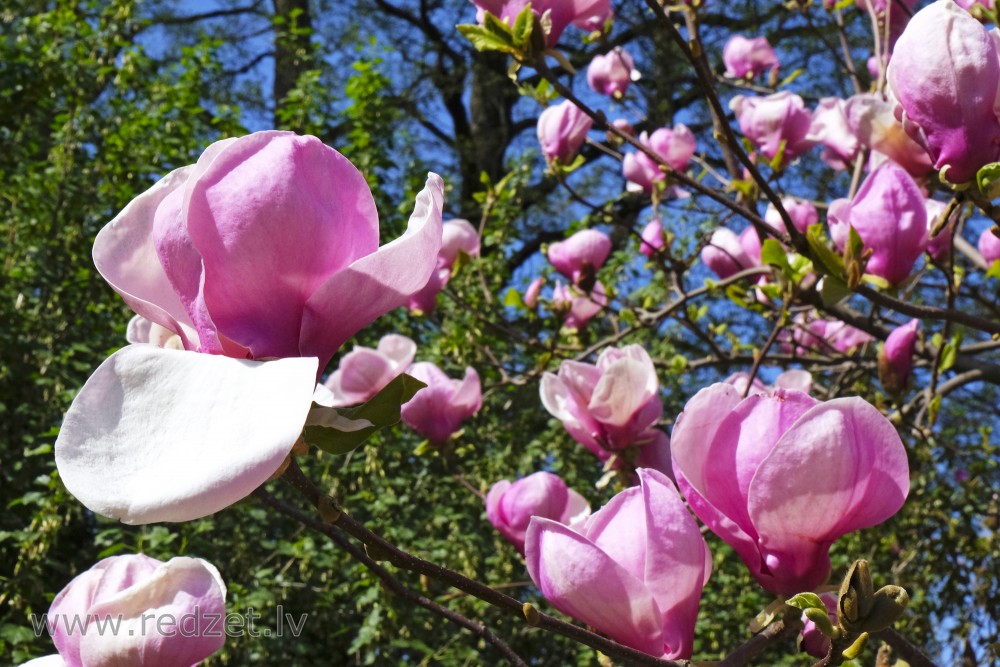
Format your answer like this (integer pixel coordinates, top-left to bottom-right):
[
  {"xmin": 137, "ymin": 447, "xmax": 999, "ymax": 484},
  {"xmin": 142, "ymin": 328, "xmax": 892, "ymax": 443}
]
[{"xmin": 1, "ymin": 0, "xmax": 998, "ymax": 665}]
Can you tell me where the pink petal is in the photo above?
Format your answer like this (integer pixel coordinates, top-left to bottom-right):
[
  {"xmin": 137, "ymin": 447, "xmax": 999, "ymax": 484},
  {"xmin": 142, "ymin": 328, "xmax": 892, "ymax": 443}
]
[
  {"xmin": 525, "ymin": 518, "xmax": 664, "ymax": 656},
  {"xmin": 55, "ymin": 346, "xmax": 317, "ymax": 523},
  {"xmin": 301, "ymin": 174, "xmax": 444, "ymax": 366},
  {"xmin": 636, "ymin": 469, "xmax": 710, "ymax": 659},
  {"xmin": 93, "ymin": 167, "xmax": 198, "ymax": 350},
  {"xmin": 182, "ymin": 132, "xmax": 380, "ymax": 361},
  {"xmin": 749, "ymin": 398, "xmax": 910, "ymax": 591}
]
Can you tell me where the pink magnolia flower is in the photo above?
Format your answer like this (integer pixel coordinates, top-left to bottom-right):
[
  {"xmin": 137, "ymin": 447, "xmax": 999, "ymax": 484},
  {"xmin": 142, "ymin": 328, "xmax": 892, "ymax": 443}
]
[
  {"xmin": 722, "ymin": 35, "xmax": 779, "ymax": 80},
  {"xmin": 537, "ymin": 100, "xmax": 593, "ymax": 164},
  {"xmin": 955, "ymin": 0, "xmax": 996, "ymax": 14},
  {"xmin": 730, "ymin": 92, "xmax": 816, "ymax": 163},
  {"xmin": 785, "ymin": 314, "xmax": 875, "ymax": 356},
  {"xmin": 401, "ymin": 362, "xmax": 482, "ymax": 444},
  {"xmin": 440, "ymin": 218, "xmax": 481, "ymax": 266},
  {"xmin": 486, "ymin": 471, "xmax": 590, "ymax": 552},
  {"xmin": 587, "ymin": 47, "xmax": 638, "ymax": 99},
  {"xmin": 888, "ymin": 0, "xmax": 1000, "ymax": 183},
  {"xmin": 524, "ymin": 276, "xmax": 545, "ymax": 308},
  {"xmin": 622, "ymin": 125, "xmax": 697, "ymax": 192},
  {"xmin": 54, "ymin": 131, "xmax": 443, "ymax": 524},
  {"xmin": 408, "ymin": 218, "xmax": 481, "ymax": 314},
  {"xmin": 808, "ymin": 98, "xmax": 860, "ymax": 170},
  {"xmin": 979, "ymin": 226, "xmax": 1000, "ymax": 264},
  {"xmin": 321, "ymin": 334, "xmax": 417, "ymax": 407},
  {"xmin": 31, "ymin": 554, "xmax": 226, "ymax": 667},
  {"xmin": 547, "ymin": 228, "xmax": 611, "ymax": 284},
  {"xmin": 640, "ymin": 219, "xmax": 665, "ymax": 258},
  {"xmin": 881, "ymin": 319, "xmax": 919, "ymax": 390},
  {"xmin": 844, "ymin": 94, "xmax": 933, "ymax": 177},
  {"xmin": 828, "ymin": 162, "xmax": 928, "ymax": 285},
  {"xmin": 671, "ymin": 383, "xmax": 910, "ymax": 595},
  {"xmin": 551, "ymin": 280, "xmax": 607, "ymax": 330},
  {"xmin": 525, "ymin": 468, "xmax": 711, "ymax": 658},
  {"xmin": 469, "ymin": 0, "xmax": 610, "ymax": 46},
  {"xmin": 540, "ymin": 345, "xmax": 669, "ymax": 470},
  {"xmin": 701, "ymin": 228, "xmax": 754, "ymax": 279}
]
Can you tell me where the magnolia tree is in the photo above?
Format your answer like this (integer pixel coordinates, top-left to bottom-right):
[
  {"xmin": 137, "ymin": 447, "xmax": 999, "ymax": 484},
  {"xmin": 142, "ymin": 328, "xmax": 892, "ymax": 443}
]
[{"xmin": 9, "ymin": 0, "xmax": 1000, "ymax": 665}]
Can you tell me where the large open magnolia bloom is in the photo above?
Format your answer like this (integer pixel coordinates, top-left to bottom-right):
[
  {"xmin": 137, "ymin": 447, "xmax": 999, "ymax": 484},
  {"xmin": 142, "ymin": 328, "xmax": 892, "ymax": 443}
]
[
  {"xmin": 525, "ymin": 469, "xmax": 711, "ymax": 659},
  {"xmin": 55, "ymin": 131, "xmax": 443, "ymax": 524},
  {"xmin": 486, "ymin": 471, "xmax": 590, "ymax": 553},
  {"xmin": 26, "ymin": 554, "xmax": 226, "ymax": 667},
  {"xmin": 671, "ymin": 383, "xmax": 910, "ymax": 595}
]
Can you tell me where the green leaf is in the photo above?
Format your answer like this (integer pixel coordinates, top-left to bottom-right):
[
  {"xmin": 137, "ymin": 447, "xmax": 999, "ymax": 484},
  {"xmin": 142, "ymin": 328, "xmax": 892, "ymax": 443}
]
[
  {"xmin": 760, "ymin": 238, "xmax": 792, "ymax": 275},
  {"xmin": 986, "ymin": 259, "xmax": 1000, "ymax": 280},
  {"xmin": 977, "ymin": 161, "xmax": 1000, "ymax": 199},
  {"xmin": 820, "ymin": 275, "xmax": 852, "ymax": 306},
  {"xmin": 511, "ymin": 3, "xmax": 534, "ymax": 49},
  {"xmin": 456, "ymin": 22, "xmax": 518, "ymax": 55},
  {"xmin": 302, "ymin": 373, "xmax": 426, "ymax": 455},
  {"xmin": 504, "ymin": 287, "xmax": 526, "ymax": 309},
  {"xmin": 786, "ymin": 592, "xmax": 827, "ymax": 611},
  {"xmin": 806, "ymin": 223, "xmax": 846, "ymax": 277}
]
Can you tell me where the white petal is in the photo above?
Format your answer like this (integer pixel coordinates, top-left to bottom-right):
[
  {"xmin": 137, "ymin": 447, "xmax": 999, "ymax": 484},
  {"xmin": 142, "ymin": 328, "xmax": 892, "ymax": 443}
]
[{"xmin": 55, "ymin": 346, "xmax": 318, "ymax": 524}]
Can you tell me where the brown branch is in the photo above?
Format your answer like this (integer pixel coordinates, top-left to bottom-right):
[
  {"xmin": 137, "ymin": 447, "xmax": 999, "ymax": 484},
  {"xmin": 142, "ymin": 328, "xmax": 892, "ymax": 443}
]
[
  {"xmin": 253, "ymin": 489, "xmax": 529, "ymax": 667},
  {"xmin": 875, "ymin": 628, "xmax": 940, "ymax": 667},
  {"xmin": 278, "ymin": 461, "xmax": 689, "ymax": 667}
]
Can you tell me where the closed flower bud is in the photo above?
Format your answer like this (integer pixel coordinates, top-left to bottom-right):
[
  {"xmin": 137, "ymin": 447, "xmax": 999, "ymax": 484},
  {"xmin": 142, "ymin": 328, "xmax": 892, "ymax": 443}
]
[{"xmin": 537, "ymin": 100, "xmax": 593, "ymax": 164}]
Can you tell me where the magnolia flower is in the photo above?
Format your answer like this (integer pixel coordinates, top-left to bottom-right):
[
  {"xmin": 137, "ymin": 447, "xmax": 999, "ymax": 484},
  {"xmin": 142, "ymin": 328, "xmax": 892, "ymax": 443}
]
[
  {"xmin": 322, "ymin": 334, "xmax": 417, "ymax": 407},
  {"xmin": 979, "ymin": 227, "xmax": 1000, "ymax": 264},
  {"xmin": 888, "ymin": 0, "xmax": 1000, "ymax": 183},
  {"xmin": 844, "ymin": 94, "xmax": 933, "ymax": 177},
  {"xmin": 640, "ymin": 219, "xmax": 665, "ymax": 258},
  {"xmin": 401, "ymin": 362, "xmax": 482, "ymax": 444},
  {"xmin": 525, "ymin": 468, "xmax": 711, "ymax": 658},
  {"xmin": 408, "ymin": 218, "xmax": 481, "ymax": 314},
  {"xmin": 486, "ymin": 471, "xmax": 590, "ymax": 552},
  {"xmin": 523, "ymin": 276, "xmax": 545, "ymax": 308},
  {"xmin": 55, "ymin": 131, "xmax": 443, "ymax": 524},
  {"xmin": 785, "ymin": 315, "xmax": 875, "ymax": 356},
  {"xmin": 551, "ymin": 280, "xmax": 607, "ymax": 330},
  {"xmin": 540, "ymin": 345, "xmax": 670, "ymax": 472},
  {"xmin": 808, "ymin": 98, "xmax": 860, "ymax": 170},
  {"xmin": 537, "ymin": 100, "xmax": 593, "ymax": 164},
  {"xmin": 547, "ymin": 228, "xmax": 611, "ymax": 284},
  {"xmin": 671, "ymin": 383, "xmax": 909, "ymax": 595},
  {"xmin": 880, "ymin": 319, "xmax": 919, "ymax": 392},
  {"xmin": 587, "ymin": 47, "xmax": 639, "ymax": 99},
  {"xmin": 29, "ymin": 554, "xmax": 226, "ymax": 667},
  {"xmin": 701, "ymin": 227, "xmax": 755, "ymax": 279},
  {"xmin": 722, "ymin": 35, "xmax": 779, "ymax": 80},
  {"xmin": 730, "ymin": 92, "xmax": 816, "ymax": 163},
  {"xmin": 622, "ymin": 125, "xmax": 697, "ymax": 192},
  {"xmin": 828, "ymin": 162, "xmax": 928, "ymax": 285}
]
